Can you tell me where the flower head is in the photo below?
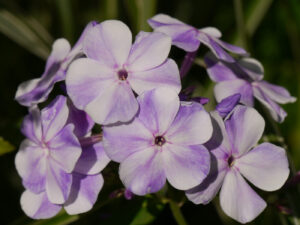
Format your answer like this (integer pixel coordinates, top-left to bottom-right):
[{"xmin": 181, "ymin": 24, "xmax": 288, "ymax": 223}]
[
  {"xmin": 15, "ymin": 21, "xmax": 97, "ymax": 107},
  {"xmin": 148, "ymin": 14, "xmax": 247, "ymax": 62},
  {"xmin": 66, "ymin": 20, "xmax": 181, "ymax": 125},
  {"xmin": 205, "ymin": 53, "xmax": 296, "ymax": 122},
  {"xmin": 103, "ymin": 88, "xmax": 213, "ymax": 195},
  {"xmin": 186, "ymin": 106, "xmax": 289, "ymax": 223}
]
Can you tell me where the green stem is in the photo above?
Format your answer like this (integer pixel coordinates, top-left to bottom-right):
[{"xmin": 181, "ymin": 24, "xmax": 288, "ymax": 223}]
[
  {"xmin": 233, "ymin": 0, "xmax": 247, "ymax": 49},
  {"xmin": 169, "ymin": 200, "xmax": 189, "ymax": 225}
]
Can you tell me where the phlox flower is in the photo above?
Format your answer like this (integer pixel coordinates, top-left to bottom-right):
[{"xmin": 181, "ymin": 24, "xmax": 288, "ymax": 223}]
[
  {"xmin": 103, "ymin": 88, "xmax": 212, "ymax": 195},
  {"xmin": 186, "ymin": 105, "xmax": 289, "ymax": 223},
  {"xmin": 15, "ymin": 95, "xmax": 110, "ymax": 218},
  {"xmin": 205, "ymin": 53, "xmax": 296, "ymax": 122},
  {"xmin": 66, "ymin": 20, "xmax": 181, "ymax": 125},
  {"xmin": 15, "ymin": 21, "xmax": 97, "ymax": 106},
  {"xmin": 148, "ymin": 14, "xmax": 247, "ymax": 62}
]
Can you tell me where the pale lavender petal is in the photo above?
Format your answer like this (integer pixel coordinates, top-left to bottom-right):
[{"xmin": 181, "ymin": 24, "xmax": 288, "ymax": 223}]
[
  {"xmin": 127, "ymin": 31, "xmax": 171, "ymax": 71},
  {"xmin": 200, "ymin": 27, "xmax": 222, "ymax": 38},
  {"xmin": 128, "ymin": 59, "xmax": 181, "ymax": 95},
  {"xmin": 255, "ymin": 81, "xmax": 296, "ymax": 104},
  {"xmin": 21, "ymin": 106, "xmax": 42, "ymax": 144},
  {"xmin": 48, "ymin": 124, "xmax": 81, "ymax": 173},
  {"xmin": 220, "ymin": 169, "xmax": 266, "ymax": 224},
  {"xmin": 198, "ymin": 34, "xmax": 234, "ymax": 62},
  {"xmin": 84, "ymin": 81, "xmax": 138, "ymax": 125},
  {"xmin": 253, "ymin": 85, "xmax": 287, "ymax": 123},
  {"xmin": 213, "ymin": 38, "xmax": 247, "ymax": 55},
  {"xmin": 205, "ymin": 111, "xmax": 231, "ymax": 154},
  {"xmin": 225, "ymin": 106, "xmax": 265, "ymax": 157},
  {"xmin": 119, "ymin": 148, "xmax": 166, "ymax": 195},
  {"xmin": 46, "ymin": 160, "xmax": 72, "ymax": 204},
  {"xmin": 237, "ymin": 58, "xmax": 264, "ymax": 81},
  {"xmin": 215, "ymin": 94, "xmax": 241, "ymax": 118},
  {"xmin": 67, "ymin": 100, "xmax": 94, "ymax": 137},
  {"xmin": 64, "ymin": 173, "xmax": 104, "ymax": 214},
  {"xmin": 204, "ymin": 53, "xmax": 239, "ymax": 82},
  {"xmin": 137, "ymin": 87, "xmax": 180, "ymax": 134},
  {"xmin": 15, "ymin": 139, "xmax": 47, "ymax": 193},
  {"xmin": 83, "ymin": 20, "xmax": 132, "ymax": 67},
  {"xmin": 41, "ymin": 95, "xmax": 69, "ymax": 142},
  {"xmin": 21, "ymin": 190, "xmax": 61, "ymax": 219},
  {"xmin": 66, "ymin": 58, "xmax": 115, "ymax": 110},
  {"xmin": 103, "ymin": 118, "xmax": 153, "ymax": 162},
  {"xmin": 186, "ymin": 153, "xmax": 227, "ymax": 204},
  {"xmin": 74, "ymin": 142, "xmax": 110, "ymax": 175},
  {"xmin": 236, "ymin": 143, "xmax": 289, "ymax": 191},
  {"xmin": 162, "ymin": 144, "xmax": 210, "ymax": 190},
  {"xmin": 166, "ymin": 102, "xmax": 212, "ymax": 145},
  {"xmin": 214, "ymin": 79, "xmax": 254, "ymax": 106},
  {"xmin": 148, "ymin": 14, "xmax": 200, "ymax": 52},
  {"xmin": 15, "ymin": 39, "xmax": 70, "ymax": 106}
]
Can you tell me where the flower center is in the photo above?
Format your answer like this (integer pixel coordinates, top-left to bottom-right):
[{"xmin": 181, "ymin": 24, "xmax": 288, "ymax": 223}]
[
  {"xmin": 118, "ymin": 69, "xmax": 128, "ymax": 81},
  {"xmin": 227, "ymin": 155, "xmax": 235, "ymax": 167},
  {"xmin": 155, "ymin": 136, "xmax": 166, "ymax": 146}
]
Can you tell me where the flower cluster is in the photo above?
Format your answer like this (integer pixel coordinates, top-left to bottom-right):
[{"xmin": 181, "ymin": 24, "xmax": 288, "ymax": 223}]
[{"xmin": 15, "ymin": 14, "xmax": 295, "ymax": 224}]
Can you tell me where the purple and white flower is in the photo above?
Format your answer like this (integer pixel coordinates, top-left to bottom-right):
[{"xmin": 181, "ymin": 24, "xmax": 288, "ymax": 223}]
[
  {"xmin": 16, "ymin": 95, "xmax": 110, "ymax": 219},
  {"xmin": 186, "ymin": 106, "xmax": 289, "ymax": 223},
  {"xmin": 148, "ymin": 14, "xmax": 247, "ymax": 62},
  {"xmin": 103, "ymin": 88, "xmax": 213, "ymax": 195},
  {"xmin": 15, "ymin": 21, "xmax": 97, "ymax": 107},
  {"xmin": 205, "ymin": 53, "xmax": 296, "ymax": 122},
  {"xmin": 66, "ymin": 20, "xmax": 181, "ymax": 125}
]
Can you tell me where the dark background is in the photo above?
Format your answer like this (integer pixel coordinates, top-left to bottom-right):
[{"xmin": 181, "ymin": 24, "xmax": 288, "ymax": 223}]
[{"xmin": 0, "ymin": 0, "xmax": 299, "ymax": 224}]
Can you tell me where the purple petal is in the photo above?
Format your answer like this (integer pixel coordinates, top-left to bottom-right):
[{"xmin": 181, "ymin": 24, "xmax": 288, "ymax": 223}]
[
  {"xmin": 199, "ymin": 27, "xmax": 222, "ymax": 38},
  {"xmin": 137, "ymin": 87, "xmax": 180, "ymax": 134},
  {"xmin": 237, "ymin": 58, "xmax": 264, "ymax": 81},
  {"xmin": 127, "ymin": 31, "xmax": 171, "ymax": 71},
  {"xmin": 15, "ymin": 139, "xmax": 47, "ymax": 193},
  {"xmin": 48, "ymin": 124, "xmax": 81, "ymax": 173},
  {"xmin": 204, "ymin": 52, "xmax": 239, "ymax": 82},
  {"xmin": 236, "ymin": 143, "xmax": 289, "ymax": 191},
  {"xmin": 186, "ymin": 153, "xmax": 227, "ymax": 204},
  {"xmin": 128, "ymin": 59, "xmax": 181, "ymax": 95},
  {"xmin": 119, "ymin": 148, "xmax": 166, "ymax": 195},
  {"xmin": 198, "ymin": 34, "xmax": 234, "ymax": 62},
  {"xmin": 214, "ymin": 79, "xmax": 254, "ymax": 106},
  {"xmin": 255, "ymin": 81, "xmax": 296, "ymax": 104},
  {"xmin": 166, "ymin": 102, "xmax": 212, "ymax": 145},
  {"xmin": 15, "ymin": 39, "xmax": 70, "ymax": 106},
  {"xmin": 220, "ymin": 169, "xmax": 266, "ymax": 224},
  {"xmin": 74, "ymin": 142, "xmax": 110, "ymax": 175},
  {"xmin": 66, "ymin": 58, "xmax": 115, "ymax": 109},
  {"xmin": 215, "ymin": 93, "xmax": 241, "ymax": 118},
  {"xmin": 64, "ymin": 173, "xmax": 104, "ymax": 214},
  {"xmin": 67, "ymin": 100, "xmax": 94, "ymax": 137},
  {"xmin": 253, "ymin": 85, "xmax": 287, "ymax": 123},
  {"xmin": 213, "ymin": 38, "xmax": 247, "ymax": 55},
  {"xmin": 225, "ymin": 106, "xmax": 265, "ymax": 157},
  {"xmin": 41, "ymin": 95, "xmax": 69, "ymax": 142},
  {"xmin": 83, "ymin": 20, "xmax": 132, "ymax": 67},
  {"xmin": 148, "ymin": 14, "xmax": 200, "ymax": 52},
  {"xmin": 103, "ymin": 118, "xmax": 153, "ymax": 162},
  {"xmin": 46, "ymin": 160, "xmax": 72, "ymax": 204},
  {"xmin": 162, "ymin": 144, "xmax": 210, "ymax": 190},
  {"xmin": 21, "ymin": 190, "xmax": 61, "ymax": 219},
  {"xmin": 21, "ymin": 106, "xmax": 43, "ymax": 144}
]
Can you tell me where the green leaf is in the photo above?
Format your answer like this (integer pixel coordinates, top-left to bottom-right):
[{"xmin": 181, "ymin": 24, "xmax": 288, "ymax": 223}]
[
  {"xmin": 29, "ymin": 211, "xmax": 78, "ymax": 225},
  {"xmin": 0, "ymin": 137, "xmax": 14, "ymax": 156},
  {"xmin": 0, "ymin": 9, "xmax": 52, "ymax": 59}
]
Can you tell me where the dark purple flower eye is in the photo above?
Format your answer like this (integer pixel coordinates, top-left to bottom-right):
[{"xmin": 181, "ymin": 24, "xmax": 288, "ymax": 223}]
[
  {"xmin": 118, "ymin": 69, "xmax": 128, "ymax": 80},
  {"xmin": 154, "ymin": 135, "xmax": 166, "ymax": 146},
  {"xmin": 227, "ymin": 155, "xmax": 235, "ymax": 167}
]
